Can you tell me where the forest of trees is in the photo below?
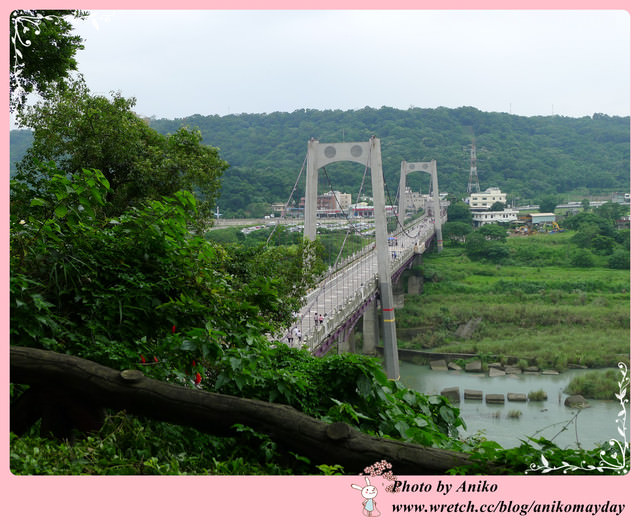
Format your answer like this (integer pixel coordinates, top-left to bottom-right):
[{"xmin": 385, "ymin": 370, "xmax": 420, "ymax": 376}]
[{"xmin": 11, "ymin": 106, "xmax": 630, "ymax": 218}]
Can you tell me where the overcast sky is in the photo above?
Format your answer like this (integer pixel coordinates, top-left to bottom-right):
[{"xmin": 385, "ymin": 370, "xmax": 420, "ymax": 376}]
[{"xmin": 64, "ymin": 9, "xmax": 629, "ymax": 119}]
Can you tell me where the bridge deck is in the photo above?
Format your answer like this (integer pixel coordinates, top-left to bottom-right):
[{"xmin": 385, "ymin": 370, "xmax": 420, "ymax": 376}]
[{"xmin": 283, "ymin": 216, "xmax": 438, "ymax": 353}]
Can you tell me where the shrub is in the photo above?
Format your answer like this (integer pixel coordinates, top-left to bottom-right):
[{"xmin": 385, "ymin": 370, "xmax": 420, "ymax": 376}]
[
  {"xmin": 570, "ymin": 249, "xmax": 595, "ymax": 267},
  {"xmin": 608, "ymin": 249, "xmax": 630, "ymax": 269},
  {"xmin": 564, "ymin": 370, "xmax": 625, "ymax": 400},
  {"xmin": 528, "ymin": 389, "xmax": 548, "ymax": 401}
]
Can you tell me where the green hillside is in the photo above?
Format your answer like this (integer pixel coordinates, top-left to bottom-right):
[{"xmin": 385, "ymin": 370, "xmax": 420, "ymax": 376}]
[{"xmin": 11, "ymin": 106, "xmax": 630, "ymax": 217}]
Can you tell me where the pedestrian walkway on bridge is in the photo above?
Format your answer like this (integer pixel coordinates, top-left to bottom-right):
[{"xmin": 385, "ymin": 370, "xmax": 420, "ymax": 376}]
[{"xmin": 270, "ymin": 136, "xmax": 445, "ymax": 378}]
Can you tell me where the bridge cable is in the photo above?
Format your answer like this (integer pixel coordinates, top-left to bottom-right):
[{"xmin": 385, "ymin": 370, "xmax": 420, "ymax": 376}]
[
  {"xmin": 381, "ymin": 168, "xmax": 423, "ymax": 241},
  {"xmin": 319, "ymin": 162, "xmax": 372, "ymax": 272},
  {"xmin": 265, "ymin": 153, "xmax": 308, "ymax": 246},
  {"xmin": 316, "ymin": 156, "xmax": 374, "ymax": 326}
]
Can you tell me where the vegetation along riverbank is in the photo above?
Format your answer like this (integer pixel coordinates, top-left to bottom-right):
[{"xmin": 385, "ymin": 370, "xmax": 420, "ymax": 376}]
[{"xmin": 395, "ymin": 231, "xmax": 629, "ymax": 372}]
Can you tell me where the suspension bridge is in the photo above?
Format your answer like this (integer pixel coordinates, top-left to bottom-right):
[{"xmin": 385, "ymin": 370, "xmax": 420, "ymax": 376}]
[{"xmin": 269, "ymin": 137, "xmax": 447, "ymax": 379}]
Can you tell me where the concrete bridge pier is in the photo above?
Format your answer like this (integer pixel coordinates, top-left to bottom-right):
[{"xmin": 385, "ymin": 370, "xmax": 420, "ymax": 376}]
[
  {"xmin": 407, "ymin": 274, "xmax": 424, "ymax": 295},
  {"xmin": 337, "ymin": 330, "xmax": 356, "ymax": 354},
  {"xmin": 362, "ymin": 301, "xmax": 379, "ymax": 356},
  {"xmin": 392, "ymin": 279, "xmax": 405, "ymax": 310}
]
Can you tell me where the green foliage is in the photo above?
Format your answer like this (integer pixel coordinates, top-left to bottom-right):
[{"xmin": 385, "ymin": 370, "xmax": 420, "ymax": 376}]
[
  {"xmin": 10, "ymin": 10, "xmax": 87, "ymax": 112},
  {"xmin": 537, "ymin": 195, "xmax": 559, "ymax": 213},
  {"xmin": 528, "ymin": 389, "xmax": 548, "ymax": 401},
  {"xmin": 14, "ymin": 106, "xmax": 629, "ymax": 216},
  {"xmin": 10, "ymin": 165, "xmax": 319, "ymax": 375},
  {"xmin": 565, "ymin": 370, "xmax": 626, "ymax": 400},
  {"xmin": 10, "ymin": 163, "xmax": 468, "ymax": 473},
  {"xmin": 477, "ymin": 223, "xmax": 508, "ymax": 242},
  {"xmin": 446, "ymin": 201, "xmax": 472, "ymax": 223},
  {"xmin": 450, "ymin": 437, "xmax": 628, "ymax": 475},
  {"xmin": 464, "ymin": 232, "xmax": 509, "ymax": 262},
  {"xmin": 563, "ymin": 211, "xmax": 616, "ymax": 238},
  {"xmin": 208, "ymin": 223, "xmax": 373, "ymax": 271},
  {"xmin": 591, "ymin": 234, "xmax": 616, "ymax": 255},
  {"xmin": 595, "ymin": 202, "xmax": 626, "ymax": 221},
  {"xmin": 608, "ymin": 249, "xmax": 630, "ymax": 269},
  {"xmin": 204, "ymin": 342, "xmax": 466, "ymax": 448},
  {"xmin": 443, "ymin": 221, "xmax": 472, "ymax": 245},
  {"xmin": 396, "ymin": 239, "xmax": 629, "ymax": 370},
  {"xmin": 10, "ymin": 413, "xmax": 313, "ymax": 475},
  {"xmin": 569, "ymin": 248, "xmax": 595, "ymax": 268},
  {"xmin": 15, "ymin": 80, "xmax": 227, "ymax": 218}
]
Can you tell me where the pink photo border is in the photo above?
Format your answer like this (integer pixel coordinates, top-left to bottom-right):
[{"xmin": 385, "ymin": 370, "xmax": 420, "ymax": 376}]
[{"xmin": 2, "ymin": 1, "xmax": 636, "ymax": 522}]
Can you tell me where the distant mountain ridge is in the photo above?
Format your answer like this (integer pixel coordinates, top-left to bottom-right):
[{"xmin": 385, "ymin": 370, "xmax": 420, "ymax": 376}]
[{"xmin": 11, "ymin": 106, "xmax": 630, "ymax": 217}]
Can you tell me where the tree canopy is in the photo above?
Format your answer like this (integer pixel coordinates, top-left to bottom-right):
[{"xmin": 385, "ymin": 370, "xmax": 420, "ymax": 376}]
[
  {"xmin": 537, "ymin": 195, "xmax": 559, "ymax": 213},
  {"xmin": 446, "ymin": 201, "xmax": 473, "ymax": 223},
  {"xmin": 15, "ymin": 80, "xmax": 227, "ymax": 218},
  {"xmin": 13, "ymin": 105, "xmax": 629, "ymax": 218},
  {"xmin": 10, "ymin": 10, "xmax": 87, "ymax": 112},
  {"xmin": 145, "ymin": 106, "xmax": 629, "ymax": 217},
  {"xmin": 10, "ymin": 164, "xmax": 321, "ymax": 373}
]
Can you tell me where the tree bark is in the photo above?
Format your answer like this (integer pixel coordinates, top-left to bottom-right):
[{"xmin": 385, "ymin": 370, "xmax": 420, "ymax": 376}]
[{"xmin": 10, "ymin": 345, "xmax": 482, "ymax": 474}]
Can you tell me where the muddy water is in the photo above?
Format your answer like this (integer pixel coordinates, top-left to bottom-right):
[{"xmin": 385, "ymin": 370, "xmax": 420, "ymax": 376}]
[{"xmin": 398, "ymin": 362, "xmax": 627, "ymax": 449}]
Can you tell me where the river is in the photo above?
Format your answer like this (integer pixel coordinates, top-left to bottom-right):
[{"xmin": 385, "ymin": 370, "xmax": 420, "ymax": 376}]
[{"xmin": 398, "ymin": 362, "xmax": 627, "ymax": 450}]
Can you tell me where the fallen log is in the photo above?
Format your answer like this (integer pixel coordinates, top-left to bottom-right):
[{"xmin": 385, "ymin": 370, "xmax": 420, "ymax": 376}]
[{"xmin": 10, "ymin": 345, "xmax": 482, "ymax": 474}]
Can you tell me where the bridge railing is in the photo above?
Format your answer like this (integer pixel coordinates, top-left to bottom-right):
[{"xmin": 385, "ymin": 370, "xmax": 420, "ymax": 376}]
[
  {"xmin": 285, "ymin": 214, "xmax": 443, "ymax": 353},
  {"xmin": 307, "ymin": 277, "xmax": 379, "ymax": 355},
  {"xmin": 305, "ymin": 221, "xmax": 437, "ymax": 354}
]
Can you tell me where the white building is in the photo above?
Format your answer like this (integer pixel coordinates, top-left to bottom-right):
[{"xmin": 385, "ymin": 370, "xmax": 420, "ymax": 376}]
[
  {"xmin": 468, "ymin": 187, "xmax": 507, "ymax": 210},
  {"xmin": 471, "ymin": 208, "xmax": 518, "ymax": 227}
]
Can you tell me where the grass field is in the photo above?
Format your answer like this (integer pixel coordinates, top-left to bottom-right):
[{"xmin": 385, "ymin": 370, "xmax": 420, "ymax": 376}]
[{"xmin": 396, "ymin": 233, "xmax": 630, "ymax": 370}]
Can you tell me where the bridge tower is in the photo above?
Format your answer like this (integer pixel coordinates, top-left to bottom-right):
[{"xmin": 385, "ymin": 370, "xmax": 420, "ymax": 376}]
[
  {"xmin": 304, "ymin": 137, "xmax": 399, "ymax": 379},
  {"xmin": 397, "ymin": 160, "xmax": 444, "ymax": 252}
]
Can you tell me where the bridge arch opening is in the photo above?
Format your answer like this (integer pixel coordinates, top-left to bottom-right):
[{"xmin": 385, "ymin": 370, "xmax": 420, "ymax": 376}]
[
  {"xmin": 398, "ymin": 160, "xmax": 444, "ymax": 252},
  {"xmin": 303, "ymin": 137, "xmax": 400, "ymax": 379}
]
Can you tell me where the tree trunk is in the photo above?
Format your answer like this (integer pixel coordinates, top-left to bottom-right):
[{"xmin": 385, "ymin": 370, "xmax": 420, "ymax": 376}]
[{"xmin": 10, "ymin": 345, "xmax": 482, "ymax": 474}]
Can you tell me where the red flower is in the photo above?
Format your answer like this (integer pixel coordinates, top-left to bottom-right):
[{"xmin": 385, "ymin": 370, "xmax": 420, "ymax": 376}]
[
  {"xmin": 171, "ymin": 325, "xmax": 176, "ymax": 334},
  {"xmin": 140, "ymin": 355, "xmax": 146, "ymax": 363},
  {"xmin": 192, "ymin": 360, "xmax": 196, "ymax": 367},
  {"xmin": 195, "ymin": 372, "xmax": 202, "ymax": 385},
  {"xmin": 153, "ymin": 356, "xmax": 159, "ymax": 363}
]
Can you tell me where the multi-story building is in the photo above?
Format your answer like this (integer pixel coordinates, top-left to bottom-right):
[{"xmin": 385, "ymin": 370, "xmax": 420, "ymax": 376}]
[
  {"xmin": 300, "ymin": 191, "xmax": 352, "ymax": 217},
  {"xmin": 468, "ymin": 187, "xmax": 507, "ymax": 210}
]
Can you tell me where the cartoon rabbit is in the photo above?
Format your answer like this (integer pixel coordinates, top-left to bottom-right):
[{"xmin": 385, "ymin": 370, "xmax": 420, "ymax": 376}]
[{"xmin": 351, "ymin": 476, "xmax": 381, "ymax": 517}]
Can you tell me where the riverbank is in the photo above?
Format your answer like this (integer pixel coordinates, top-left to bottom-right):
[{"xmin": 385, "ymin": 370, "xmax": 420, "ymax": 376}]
[{"xmin": 395, "ymin": 237, "xmax": 630, "ymax": 370}]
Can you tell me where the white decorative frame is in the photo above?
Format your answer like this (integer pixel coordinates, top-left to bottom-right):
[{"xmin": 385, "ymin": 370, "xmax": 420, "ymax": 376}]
[
  {"xmin": 526, "ymin": 362, "xmax": 630, "ymax": 474},
  {"xmin": 11, "ymin": 13, "xmax": 63, "ymax": 105}
]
